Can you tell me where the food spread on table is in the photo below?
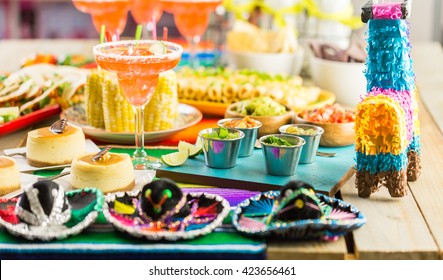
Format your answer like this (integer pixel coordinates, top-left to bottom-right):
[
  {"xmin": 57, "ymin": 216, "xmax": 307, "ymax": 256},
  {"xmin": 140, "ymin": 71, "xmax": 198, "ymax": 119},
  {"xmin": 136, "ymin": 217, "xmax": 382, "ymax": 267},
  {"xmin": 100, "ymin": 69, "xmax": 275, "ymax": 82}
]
[
  {"xmin": 0, "ymin": 64, "xmax": 88, "ymax": 119},
  {"xmin": 298, "ymin": 103, "xmax": 355, "ymax": 123},
  {"xmin": 221, "ymin": 116, "xmax": 258, "ymax": 128},
  {"xmin": 227, "ymin": 20, "xmax": 298, "ymax": 54},
  {"xmin": 176, "ymin": 67, "xmax": 326, "ymax": 113},
  {"xmin": 0, "ymin": 0, "xmax": 371, "ymax": 244},
  {"xmin": 285, "ymin": 126, "xmax": 317, "ymax": 135}
]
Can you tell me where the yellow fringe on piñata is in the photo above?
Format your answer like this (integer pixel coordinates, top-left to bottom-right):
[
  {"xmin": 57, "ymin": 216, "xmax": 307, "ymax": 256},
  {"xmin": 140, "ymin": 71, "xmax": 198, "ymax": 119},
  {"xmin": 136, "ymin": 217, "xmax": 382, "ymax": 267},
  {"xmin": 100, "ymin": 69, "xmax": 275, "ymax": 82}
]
[{"xmin": 355, "ymin": 95, "xmax": 407, "ymax": 156}]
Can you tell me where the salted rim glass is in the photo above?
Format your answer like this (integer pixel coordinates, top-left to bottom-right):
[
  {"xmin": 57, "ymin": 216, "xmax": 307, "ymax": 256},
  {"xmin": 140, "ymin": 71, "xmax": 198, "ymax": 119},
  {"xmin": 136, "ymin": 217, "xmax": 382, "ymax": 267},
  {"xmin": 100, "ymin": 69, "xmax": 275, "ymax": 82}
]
[{"xmin": 93, "ymin": 40, "xmax": 183, "ymax": 170}]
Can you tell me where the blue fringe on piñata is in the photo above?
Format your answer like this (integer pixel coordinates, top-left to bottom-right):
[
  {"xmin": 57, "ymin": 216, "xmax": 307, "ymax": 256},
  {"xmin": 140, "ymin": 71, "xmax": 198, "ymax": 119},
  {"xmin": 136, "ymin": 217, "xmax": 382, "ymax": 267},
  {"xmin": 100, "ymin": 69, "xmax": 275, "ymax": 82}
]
[
  {"xmin": 366, "ymin": 19, "xmax": 415, "ymax": 92},
  {"xmin": 408, "ymin": 135, "xmax": 421, "ymax": 154},
  {"xmin": 356, "ymin": 151, "xmax": 408, "ymax": 174}
]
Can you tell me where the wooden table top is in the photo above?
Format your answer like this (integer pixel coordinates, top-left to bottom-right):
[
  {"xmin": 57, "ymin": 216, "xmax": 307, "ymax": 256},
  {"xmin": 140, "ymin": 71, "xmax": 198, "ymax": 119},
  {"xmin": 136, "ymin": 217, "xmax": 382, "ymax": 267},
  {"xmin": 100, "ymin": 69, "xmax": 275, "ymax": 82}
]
[{"xmin": 1, "ymin": 40, "xmax": 442, "ymax": 260}]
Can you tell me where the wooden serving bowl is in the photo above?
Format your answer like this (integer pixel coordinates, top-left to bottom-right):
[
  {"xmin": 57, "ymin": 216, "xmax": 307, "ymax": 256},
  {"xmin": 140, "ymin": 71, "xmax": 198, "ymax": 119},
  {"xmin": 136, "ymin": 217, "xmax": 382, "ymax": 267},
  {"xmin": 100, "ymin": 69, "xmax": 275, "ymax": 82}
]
[
  {"xmin": 225, "ymin": 103, "xmax": 294, "ymax": 138},
  {"xmin": 294, "ymin": 115, "xmax": 355, "ymax": 147}
]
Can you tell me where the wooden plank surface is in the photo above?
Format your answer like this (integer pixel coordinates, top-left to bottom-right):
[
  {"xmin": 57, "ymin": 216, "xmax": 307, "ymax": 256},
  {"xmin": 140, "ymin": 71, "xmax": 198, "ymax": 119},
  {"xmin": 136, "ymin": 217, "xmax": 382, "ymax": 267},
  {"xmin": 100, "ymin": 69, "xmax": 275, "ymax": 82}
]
[
  {"xmin": 410, "ymin": 102, "xmax": 443, "ymax": 259},
  {"xmin": 410, "ymin": 43, "xmax": 443, "ymax": 260},
  {"xmin": 341, "ymin": 173, "xmax": 439, "ymax": 259},
  {"xmin": 412, "ymin": 42, "xmax": 443, "ymax": 134},
  {"xmin": 267, "ymin": 238, "xmax": 349, "ymax": 260}
]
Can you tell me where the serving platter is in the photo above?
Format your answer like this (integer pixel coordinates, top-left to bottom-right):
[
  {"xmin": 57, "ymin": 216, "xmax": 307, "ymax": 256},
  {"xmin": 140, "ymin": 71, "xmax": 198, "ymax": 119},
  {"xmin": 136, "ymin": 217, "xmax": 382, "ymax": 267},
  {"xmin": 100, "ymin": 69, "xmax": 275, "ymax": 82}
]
[
  {"xmin": 0, "ymin": 104, "xmax": 61, "ymax": 135},
  {"xmin": 3, "ymin": 139, "xmax": 99, "ymax": 172},
  {"xmin": 157, "ymin": 145, "xmax": 356, "ymax": 196},
  {"xmin": 62, "ymin": 104, "xmax": 203, "ymax": 144},
  {"xmin": 179, "ymin": 90, "xmax": 336, "ymax": 117}
]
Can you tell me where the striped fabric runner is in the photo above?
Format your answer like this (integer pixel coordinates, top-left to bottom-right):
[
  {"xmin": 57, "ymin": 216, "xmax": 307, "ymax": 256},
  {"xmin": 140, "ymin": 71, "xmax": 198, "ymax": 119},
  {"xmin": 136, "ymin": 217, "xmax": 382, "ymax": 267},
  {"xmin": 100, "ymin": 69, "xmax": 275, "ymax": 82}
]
[{"xmin": 0, "ymin": 147, "xmax": 266, "ymax": 259}]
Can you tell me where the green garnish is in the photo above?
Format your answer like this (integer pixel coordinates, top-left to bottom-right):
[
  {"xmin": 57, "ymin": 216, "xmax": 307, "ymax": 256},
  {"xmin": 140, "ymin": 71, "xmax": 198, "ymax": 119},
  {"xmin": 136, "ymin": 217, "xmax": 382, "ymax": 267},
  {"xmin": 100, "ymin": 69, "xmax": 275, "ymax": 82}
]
[
  {"xmin": 149, "ymin": 41, "xmax": 166, "ymax": 55},
  {"xmin": 236, "ymin": 97, "xmax": 287, "ymax": 116},
  {"xmin": 202, "ymin": 127, "xmax": 239, "ymax": 140},
  {"xmin": 263, "ymin": 135, "xmax": 293, "ymax": 146}
]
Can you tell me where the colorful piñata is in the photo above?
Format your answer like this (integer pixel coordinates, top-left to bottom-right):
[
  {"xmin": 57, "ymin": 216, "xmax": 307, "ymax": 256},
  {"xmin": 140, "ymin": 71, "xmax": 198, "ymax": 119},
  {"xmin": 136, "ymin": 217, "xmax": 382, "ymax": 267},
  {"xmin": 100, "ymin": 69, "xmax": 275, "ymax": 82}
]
[{"xmin": 355, "ymin": 0, "xmax": 421, "ymax": 198}]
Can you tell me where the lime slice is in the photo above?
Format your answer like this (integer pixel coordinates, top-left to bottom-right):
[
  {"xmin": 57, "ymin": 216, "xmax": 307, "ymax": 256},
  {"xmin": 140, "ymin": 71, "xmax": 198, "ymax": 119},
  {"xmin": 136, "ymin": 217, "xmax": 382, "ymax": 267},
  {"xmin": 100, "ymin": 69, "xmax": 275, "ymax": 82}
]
[
  {"xmin": 161, "ymin": 150, "xmax": 189, "ymax": 166},
  {"xmin": 195, "ymin": 136, "xmax": 203, "ymax": 150},
  {"xmin": 149, "ymin": 41, "xmax": 166, "ymax": 55},
  {"xmin": 178, "ymin": 141, "xmax": 201, "ymax": 158}
]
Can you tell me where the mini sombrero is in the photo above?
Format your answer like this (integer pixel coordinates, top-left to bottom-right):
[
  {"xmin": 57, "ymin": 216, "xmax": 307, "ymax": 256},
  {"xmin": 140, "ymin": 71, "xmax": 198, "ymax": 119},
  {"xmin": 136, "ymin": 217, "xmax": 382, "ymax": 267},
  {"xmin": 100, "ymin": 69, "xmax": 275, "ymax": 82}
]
[
  {"xmin": 103, "ymin": 178, "xmax": 230, "ymax": 241},
  {"xmin": 0, "ymin": 180, "xmax": 103, "ymax": 241},
  {"xmin": 232, "ymin": 181, "xmax": 366, "ymax": 240}
]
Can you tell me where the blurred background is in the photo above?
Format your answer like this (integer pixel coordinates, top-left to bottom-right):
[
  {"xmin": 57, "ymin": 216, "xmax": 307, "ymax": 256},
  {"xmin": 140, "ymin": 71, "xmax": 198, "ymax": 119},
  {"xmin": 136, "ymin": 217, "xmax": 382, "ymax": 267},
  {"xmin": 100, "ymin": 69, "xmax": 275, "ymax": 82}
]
[{"xmin": 0, "ymin": 0, "xmax": 441, "ymax": 43}]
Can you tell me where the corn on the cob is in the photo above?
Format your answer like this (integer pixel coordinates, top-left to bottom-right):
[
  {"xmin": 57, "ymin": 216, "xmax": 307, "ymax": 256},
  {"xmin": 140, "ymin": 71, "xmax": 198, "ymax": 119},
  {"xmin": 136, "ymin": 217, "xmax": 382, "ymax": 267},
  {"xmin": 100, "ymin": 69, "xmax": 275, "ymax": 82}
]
[
  {"xmin": 85, "ymin": 69, "xmax": 179, "ymax": 133},
  {"xmin": 85, "ymin": 70, "xmax": 105, "ymax": 129},
  {"xmin": 144, "ymin": 70, "xmax": 179, "ymax": 132},
  {"xmin": 102, "ymin": 72, "xmax": 135, "ymax": 132}
]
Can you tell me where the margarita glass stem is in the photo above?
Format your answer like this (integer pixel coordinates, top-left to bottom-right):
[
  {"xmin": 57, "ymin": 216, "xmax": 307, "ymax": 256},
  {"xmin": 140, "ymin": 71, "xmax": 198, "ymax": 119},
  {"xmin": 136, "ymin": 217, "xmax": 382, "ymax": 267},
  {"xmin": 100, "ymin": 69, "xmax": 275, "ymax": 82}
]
[
  {"xmin": 187, "ymin": 35, "xmax": 201, "ymax": 69},
  {"xmin": 132, "ymin": 105, "xmax": 147, "ymax": 169},
  {"xmin": 132, "ymin": 104, "xmax": 161, "ymax": 170}
]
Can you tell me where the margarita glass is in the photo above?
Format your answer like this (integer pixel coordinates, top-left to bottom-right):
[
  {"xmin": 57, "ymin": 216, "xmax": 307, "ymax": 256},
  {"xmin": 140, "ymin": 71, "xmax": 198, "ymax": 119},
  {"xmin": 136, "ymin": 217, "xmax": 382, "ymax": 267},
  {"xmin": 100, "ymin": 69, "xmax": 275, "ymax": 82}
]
[
  {"xmin": 160, "ymin": 0, "xmax": 221, "ymax": 68},
  {"xmin": 93, "ymin": 40, "xmax": 183, "ymax": 169},
  {"xmin": 131, "ymin": 0, "xmax": 163, "ymax": 39},
  {"xmin": 72, "ymin": 0, "xmax": 134, "ymax": 42}
]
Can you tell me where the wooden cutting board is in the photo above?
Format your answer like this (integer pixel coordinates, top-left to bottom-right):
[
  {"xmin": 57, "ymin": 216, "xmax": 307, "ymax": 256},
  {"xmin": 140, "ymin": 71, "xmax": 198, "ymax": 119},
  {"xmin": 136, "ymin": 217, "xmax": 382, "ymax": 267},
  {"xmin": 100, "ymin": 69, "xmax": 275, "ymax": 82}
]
[{"xmin": 157, "ymin": 145, "xmax": 356, "ymax": 196}]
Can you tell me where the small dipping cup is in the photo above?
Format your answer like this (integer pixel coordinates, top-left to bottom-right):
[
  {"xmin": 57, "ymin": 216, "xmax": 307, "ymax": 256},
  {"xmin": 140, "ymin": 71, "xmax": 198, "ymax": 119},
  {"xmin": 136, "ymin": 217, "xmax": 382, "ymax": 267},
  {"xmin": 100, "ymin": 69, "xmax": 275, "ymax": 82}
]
[
  {"xmin": 217, "ymin": 118, "xmax": 262, "ymax": 157},
  {"xmin": 279, "ymin": 124, "xmax": 324, "ymax": 164},
  {"xmin": 199, "ymin": 128, "xmax": 245, "ymax": 169},
  {"xmin": 259, "ymin": 134, "xmax": 305, "ymax": 176}
]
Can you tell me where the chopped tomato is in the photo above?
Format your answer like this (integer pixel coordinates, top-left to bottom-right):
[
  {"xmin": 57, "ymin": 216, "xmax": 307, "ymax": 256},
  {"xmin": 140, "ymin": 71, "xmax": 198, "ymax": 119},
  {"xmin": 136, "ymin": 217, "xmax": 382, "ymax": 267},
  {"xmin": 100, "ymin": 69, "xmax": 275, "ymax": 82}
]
[
  {"xmin": 21, "ymin": 53, "xmax": 57, "ymax": 67},
  {"xmin": 299, "ymin": 104, "xmax": 355, "ymax": 123}
]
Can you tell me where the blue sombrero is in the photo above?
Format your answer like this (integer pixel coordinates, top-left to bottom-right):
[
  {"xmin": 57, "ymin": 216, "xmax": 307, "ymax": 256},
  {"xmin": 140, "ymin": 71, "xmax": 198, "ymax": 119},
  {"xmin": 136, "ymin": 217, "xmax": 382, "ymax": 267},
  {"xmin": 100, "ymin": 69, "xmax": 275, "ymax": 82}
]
[{"xmin": 232, "ymin": 181, "xmax": 366, "ymax": 240}]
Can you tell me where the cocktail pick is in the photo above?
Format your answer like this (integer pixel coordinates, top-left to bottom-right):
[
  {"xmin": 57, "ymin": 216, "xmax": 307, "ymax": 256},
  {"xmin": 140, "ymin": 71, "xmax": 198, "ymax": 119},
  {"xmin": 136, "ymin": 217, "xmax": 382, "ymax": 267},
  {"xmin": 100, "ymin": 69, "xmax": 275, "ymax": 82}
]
[{"xmin": 50, "ymin": 118, "xmax": 67, "ymax": 134}]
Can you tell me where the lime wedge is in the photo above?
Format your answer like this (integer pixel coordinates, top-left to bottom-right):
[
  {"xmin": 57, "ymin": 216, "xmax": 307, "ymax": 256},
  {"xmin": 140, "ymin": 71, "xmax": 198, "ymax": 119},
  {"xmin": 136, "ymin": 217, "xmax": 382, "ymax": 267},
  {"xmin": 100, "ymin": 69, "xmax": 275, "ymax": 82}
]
[
  {"xmin": 149, "ymin": 41, "xmax": 166, "ymax": 55},
  {"xmin": 178, "ymin": 141, "xmax": 201, "ymax": 158},
  {"xmin": 195, "ymin": 136, "xmax": 203, "ymax": 150},
  {"xmin": 161, "ymin": 150, "xmax": 189, "ymax": 166}
]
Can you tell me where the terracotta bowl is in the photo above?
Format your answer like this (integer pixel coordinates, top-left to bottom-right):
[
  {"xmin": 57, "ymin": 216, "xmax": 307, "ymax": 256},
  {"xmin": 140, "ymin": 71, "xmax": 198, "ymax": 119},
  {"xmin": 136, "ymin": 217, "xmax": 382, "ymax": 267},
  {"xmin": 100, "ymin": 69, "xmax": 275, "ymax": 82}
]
[
  {"xmin": 294, "ymin": 115, "xmax": 355, "ymax": 147},
  {"xmin": 225, "ymin": 103, "xmax": 294, "ymax": 138}
]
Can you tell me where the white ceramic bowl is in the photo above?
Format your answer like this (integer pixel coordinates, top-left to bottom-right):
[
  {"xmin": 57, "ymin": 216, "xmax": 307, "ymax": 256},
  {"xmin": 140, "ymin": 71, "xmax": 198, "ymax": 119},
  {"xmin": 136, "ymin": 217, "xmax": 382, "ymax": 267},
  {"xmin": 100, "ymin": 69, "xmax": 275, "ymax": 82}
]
[
  {"xmin": 309, "ymin": 55, "xmax": 365, "ymax": 108},
  {"xmin": 227, "ymin": 48, "xmax": 304, "ymax": 76}
]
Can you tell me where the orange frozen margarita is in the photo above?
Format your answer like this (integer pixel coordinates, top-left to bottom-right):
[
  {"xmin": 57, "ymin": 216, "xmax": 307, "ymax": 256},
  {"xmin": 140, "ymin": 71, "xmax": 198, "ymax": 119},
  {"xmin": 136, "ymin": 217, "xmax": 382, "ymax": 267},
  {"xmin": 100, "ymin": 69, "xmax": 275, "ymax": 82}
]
[
  {"xmin": 93, "ymin": 40, "xmax": 182, "ymax": 170},
  {"xmin": 94, "ymin": 42, "xmax": 181, "ymax": 106},
  {"xmin": 161, "ymin": 0, "xmax": 221, "ymax": 37},
  {"xmin": 72, "ymin": 0, "xmax": 133, "ymax": 41}
]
